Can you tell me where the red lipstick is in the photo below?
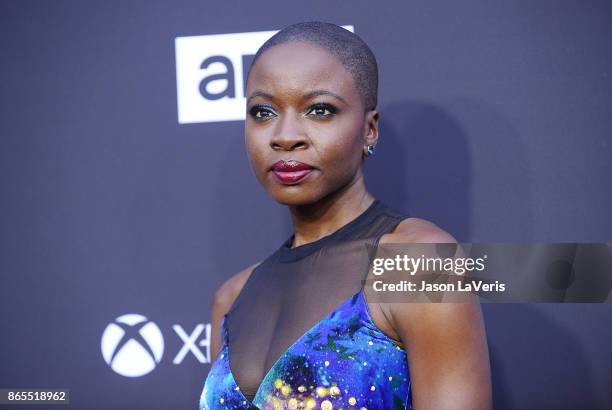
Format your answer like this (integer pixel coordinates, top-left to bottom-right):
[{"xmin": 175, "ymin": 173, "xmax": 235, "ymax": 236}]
[{"xmin": 271, "ymin": 160, "xmax": 314, "ymax": 184}]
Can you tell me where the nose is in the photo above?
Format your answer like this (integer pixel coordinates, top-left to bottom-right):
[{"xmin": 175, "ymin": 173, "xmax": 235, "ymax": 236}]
[{"xmin": 270, "ymin": 111, "xmax": 308, "ymax": 151}]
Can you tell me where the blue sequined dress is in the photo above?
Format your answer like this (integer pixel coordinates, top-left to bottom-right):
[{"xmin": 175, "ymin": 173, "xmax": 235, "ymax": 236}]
[{"xmin": 200, "ymin": 199, "xmax": 413, "ymax": 409}]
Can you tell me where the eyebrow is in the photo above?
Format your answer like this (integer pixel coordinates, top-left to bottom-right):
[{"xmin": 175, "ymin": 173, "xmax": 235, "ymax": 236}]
[{"xmin": 246, "ymin": 89, "xmax": 348, "ymax": 105}]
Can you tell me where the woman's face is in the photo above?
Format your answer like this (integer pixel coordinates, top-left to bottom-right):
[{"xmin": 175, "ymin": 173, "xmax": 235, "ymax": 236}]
[{"xmin": 245, "ymin": 41, "xmax": 377, "ymax": 206}]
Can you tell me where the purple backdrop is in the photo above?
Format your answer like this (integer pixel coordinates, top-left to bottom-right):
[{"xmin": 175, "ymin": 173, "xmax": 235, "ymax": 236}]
[{"xmin": 1, "ymin": 1, "xmax": 611, "ymax": 409}]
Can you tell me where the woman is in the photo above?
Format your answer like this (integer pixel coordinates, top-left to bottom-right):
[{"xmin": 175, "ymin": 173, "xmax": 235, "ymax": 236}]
[{"xmin": 200, "ymin": 21, "xmax": 491, "ymax": 410}]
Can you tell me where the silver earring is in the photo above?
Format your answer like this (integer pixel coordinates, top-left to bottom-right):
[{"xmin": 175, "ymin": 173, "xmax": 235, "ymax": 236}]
[{"xmin": 366, "ymin": 145, "xmax": 376, "ymax": 156}]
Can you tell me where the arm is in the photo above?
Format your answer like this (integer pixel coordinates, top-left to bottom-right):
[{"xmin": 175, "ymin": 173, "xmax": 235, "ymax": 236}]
[
  {"xmin": 385, "ymin": 224, "xmax": 492, "ymax": 409},
  {"xmin": 210, "ymin": 262, "xmax": 260, "ymax": 359}
]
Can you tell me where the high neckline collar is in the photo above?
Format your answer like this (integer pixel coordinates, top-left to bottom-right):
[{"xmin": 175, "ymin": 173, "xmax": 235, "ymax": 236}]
[{"xmin": 278, "ymin": 199, "xmax": 381, "ymax": 263}]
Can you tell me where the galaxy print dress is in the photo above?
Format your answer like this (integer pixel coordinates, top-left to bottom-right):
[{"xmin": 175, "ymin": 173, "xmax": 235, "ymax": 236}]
[{"xmin": 200, "ymin": 199, "xmax": 412, "ymax": 410}]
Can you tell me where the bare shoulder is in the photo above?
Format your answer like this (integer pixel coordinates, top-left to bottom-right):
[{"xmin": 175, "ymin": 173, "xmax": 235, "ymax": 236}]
[
  {"xmin": 378, "ymin": 218, "xmax": 491, "ymax": 408},
  {"xmin": 213, "ymin": 261, "xmax": 261, "ymax": 314},
  {"xmin": 364, "ymin": 217, "xmax": 459, "ymax": 342},
  {"xmin": 380, "ymin": 216, "xmax": 457, "ymax": 244},
  {"xmin": 378, "ymin": 216, "xmax": 473, "ymax": 331}
]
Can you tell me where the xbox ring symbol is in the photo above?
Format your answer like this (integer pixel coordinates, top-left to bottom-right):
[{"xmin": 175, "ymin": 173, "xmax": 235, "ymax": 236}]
[{"xmin": 101, "ymin": 314, "xmax": 164, "ymax": 377}]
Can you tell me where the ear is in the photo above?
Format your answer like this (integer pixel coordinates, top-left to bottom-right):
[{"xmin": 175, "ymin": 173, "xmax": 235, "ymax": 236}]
[{"xmin": 362, "ymin": 109, "xmax": 379, "ymax": 156}]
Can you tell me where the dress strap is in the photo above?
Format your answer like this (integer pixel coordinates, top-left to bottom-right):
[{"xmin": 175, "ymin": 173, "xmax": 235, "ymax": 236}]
[{"xmin": 359, "ymin": 206, "xmax": 408, "ymax": 285}]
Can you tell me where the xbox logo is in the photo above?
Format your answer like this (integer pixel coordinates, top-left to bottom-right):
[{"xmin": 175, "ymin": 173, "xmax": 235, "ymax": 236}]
[{"xmin": 101, "ymin": 314, "xmax": 164, "ymax": 377}]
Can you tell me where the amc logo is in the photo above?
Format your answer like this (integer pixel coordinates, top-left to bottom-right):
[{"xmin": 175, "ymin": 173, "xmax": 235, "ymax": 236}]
[{"xmin": 175, "ymin": 26, "xmax": 354, "ymax": 124}]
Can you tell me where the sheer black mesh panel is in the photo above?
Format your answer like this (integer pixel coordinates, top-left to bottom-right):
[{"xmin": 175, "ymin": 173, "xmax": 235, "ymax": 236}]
[{"xmin": 224, "ymin": 200, "xmax": 407, "ymax": 402}]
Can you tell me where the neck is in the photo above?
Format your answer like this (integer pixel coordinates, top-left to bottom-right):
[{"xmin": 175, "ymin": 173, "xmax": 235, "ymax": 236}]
[{"xmin": 286, "ymin": 173, "xmax": 375, "ymax": 248}]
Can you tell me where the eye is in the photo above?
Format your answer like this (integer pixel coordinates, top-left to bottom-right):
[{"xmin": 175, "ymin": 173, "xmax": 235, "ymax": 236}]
[
  {"xmin": 306, "ymin": 103, "xmax": 338, "ymax": 118},
  {"xmin": 248, "ymin": 105, "xmax": 276, "ymax": 121}
]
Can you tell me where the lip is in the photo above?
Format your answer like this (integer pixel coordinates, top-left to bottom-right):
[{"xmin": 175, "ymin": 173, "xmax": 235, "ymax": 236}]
[{"xmin": 270, "ymin": 160, "xmax": 315, "ymax": 185}]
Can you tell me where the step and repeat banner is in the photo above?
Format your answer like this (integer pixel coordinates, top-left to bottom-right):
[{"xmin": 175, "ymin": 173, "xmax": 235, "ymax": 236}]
[{"xmin": 1, "ymin": 1, "xmax": 611, "ymax": 409}]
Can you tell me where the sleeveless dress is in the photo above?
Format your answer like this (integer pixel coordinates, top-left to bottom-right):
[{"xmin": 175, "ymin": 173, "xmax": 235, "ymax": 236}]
[{"xmin": 199, "ymin": 199, "xmax": 413, "ymax": 410}]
